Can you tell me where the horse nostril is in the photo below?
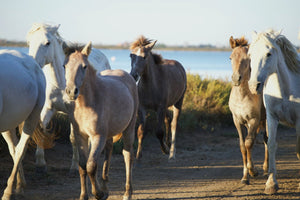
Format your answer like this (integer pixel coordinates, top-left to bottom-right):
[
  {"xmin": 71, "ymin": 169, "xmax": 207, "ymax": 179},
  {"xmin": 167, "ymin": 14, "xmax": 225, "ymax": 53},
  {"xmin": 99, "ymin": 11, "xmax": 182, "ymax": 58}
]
[
  {"xmin": 256, "ymin": 83, "xmax": 261, "ymax": 91},
  {"xmin": 74, "ymin": 88, "xmax": 78, "ymax": 95}
]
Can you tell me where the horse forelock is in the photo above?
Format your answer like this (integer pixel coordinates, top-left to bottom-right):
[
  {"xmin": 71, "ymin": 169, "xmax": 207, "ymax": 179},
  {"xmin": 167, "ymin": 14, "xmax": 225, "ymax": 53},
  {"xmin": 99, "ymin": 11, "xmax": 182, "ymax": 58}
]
[
  {"xmin": 64, "ymin": 43, "xmax": 85, "ymax": 57},
  {"xmin": 231, "ymin": 36, "xmax": 249, "ymax": 48},
  {"xmin": 130, "ymin": 35, "xmax": 152, "ymax": 51},
  {"xmin": 27, "ymin": 23, "xmax": 63, "ymax": 44}
]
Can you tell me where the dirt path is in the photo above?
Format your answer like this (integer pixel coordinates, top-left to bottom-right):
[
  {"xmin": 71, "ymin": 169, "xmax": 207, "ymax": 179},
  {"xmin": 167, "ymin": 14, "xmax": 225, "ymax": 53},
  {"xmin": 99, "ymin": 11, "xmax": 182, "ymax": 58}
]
[{"xmin": 1, "ymin": 127, "xmax": 300, "ymax": 200}]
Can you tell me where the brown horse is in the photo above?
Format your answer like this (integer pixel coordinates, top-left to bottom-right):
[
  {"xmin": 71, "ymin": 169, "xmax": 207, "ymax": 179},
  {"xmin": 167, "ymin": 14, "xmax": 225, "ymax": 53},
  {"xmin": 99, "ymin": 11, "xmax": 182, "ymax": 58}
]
[
  {"xmin": 63, "ymin": 42, "xmax": 138, "ymax": 200},
  {"xmin": 229, "ymin": 36, "xmax": 268, "ymax": 185},
  {"xmin": 129, "ymin": 36, "xmax": 186, "ymax": 160}
]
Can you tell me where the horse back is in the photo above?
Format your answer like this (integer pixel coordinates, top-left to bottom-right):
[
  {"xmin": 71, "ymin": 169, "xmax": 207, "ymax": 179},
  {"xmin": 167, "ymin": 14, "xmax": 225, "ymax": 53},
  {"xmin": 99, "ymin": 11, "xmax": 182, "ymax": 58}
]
[{"xmin": 153, "ymin": 59, "xmax": 186, "ymax": 107}]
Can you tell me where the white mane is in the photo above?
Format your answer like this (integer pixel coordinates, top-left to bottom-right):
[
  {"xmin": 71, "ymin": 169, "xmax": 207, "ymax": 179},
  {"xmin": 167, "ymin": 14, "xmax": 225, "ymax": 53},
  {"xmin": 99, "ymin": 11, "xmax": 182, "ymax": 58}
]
[{"xmin": 252, "ymin": 29, "xmax": 300, "ymax": 73}]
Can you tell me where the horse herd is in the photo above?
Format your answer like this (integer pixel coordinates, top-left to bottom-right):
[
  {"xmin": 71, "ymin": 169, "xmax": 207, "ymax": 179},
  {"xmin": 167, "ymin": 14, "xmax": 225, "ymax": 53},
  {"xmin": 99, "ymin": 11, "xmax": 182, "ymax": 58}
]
[{"xmin": 0, "ymin": 23, "xmax": 300, "ymax": 200}]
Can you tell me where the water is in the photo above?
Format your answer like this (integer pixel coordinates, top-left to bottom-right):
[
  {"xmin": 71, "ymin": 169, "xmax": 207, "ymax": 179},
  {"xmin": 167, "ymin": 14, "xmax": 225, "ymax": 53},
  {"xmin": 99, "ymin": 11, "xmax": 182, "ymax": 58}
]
[{"xmin": 0, "ymin": 46, "xmax": 232, "ymax": 79}]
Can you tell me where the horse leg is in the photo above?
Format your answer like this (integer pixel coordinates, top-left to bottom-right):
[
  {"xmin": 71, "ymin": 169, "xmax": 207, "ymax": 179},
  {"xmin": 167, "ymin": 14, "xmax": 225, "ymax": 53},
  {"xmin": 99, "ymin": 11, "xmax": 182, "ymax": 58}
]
[
  {"xmin": 156, "ymin": 107, "xmax": 169, "ymax": 155},
  {"xmin": 263, "ymin": 129, "xmax": 269, "ymax": 176},
  {"xmin": 169, "ymin": 96, "xmax": 184, "ymax": 160},
  {"xmin": 245, "ymin": 120, "xmax": 259, "ymax": 178},
  {"xmin": 100, "ymin": 138, "xmax": 113, "ymax": 198},
  {"xmin": 69, "ymin": 124, "xmax": 79, "ymax": 174},
  {"xmin": 164, "ymin": 111, "xmax": 172, "ymax": 148},
  {"xmin": 76, "ymin": 133, "xmax": 89, "ymax": 200},
  {"xmin": 122, "ymin": 117, "xmax": 136, "ymax": 200},
  {"xmin": 233, "ymin": 118, "xmax": 248, "ymax": 184},
  {"xmin": 2, "ymin": 119, "xmax": 38, "ymax": 200},
  {"xmin": 136, "ymin": 109, "xmax": 146, "ymax": 161},
  {"xmin": 296, "ymin": 122, "xmax": 300, "ymax": 160},
  {"xmin": 1, "ymin": 130, "xmax": 26, "ymax": 195},
  {"xmin": 264, "ymin": 116, "xmax": 279, "ymax": 194},
  {"xmin": 35, "ymin": 108, "xmax": 55, "ymax": 173},
  {"xmin": 87, "ymin": 135, "xmax": 107, "ymax": 200}
]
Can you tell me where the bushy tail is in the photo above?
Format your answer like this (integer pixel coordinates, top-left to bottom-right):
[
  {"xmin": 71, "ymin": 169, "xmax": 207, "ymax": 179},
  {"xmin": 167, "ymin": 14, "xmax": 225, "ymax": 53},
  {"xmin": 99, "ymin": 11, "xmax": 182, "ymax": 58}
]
[{"xmin": 18, "ymin": 120, "xmax": 57, "ymax": 149}]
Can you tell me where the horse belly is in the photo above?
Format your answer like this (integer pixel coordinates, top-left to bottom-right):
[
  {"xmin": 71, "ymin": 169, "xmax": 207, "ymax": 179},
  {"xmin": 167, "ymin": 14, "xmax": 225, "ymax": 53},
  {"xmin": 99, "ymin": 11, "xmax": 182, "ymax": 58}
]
[{"xmin": 0, "ymin": 73, "xmax": 38, "ymax": 131}]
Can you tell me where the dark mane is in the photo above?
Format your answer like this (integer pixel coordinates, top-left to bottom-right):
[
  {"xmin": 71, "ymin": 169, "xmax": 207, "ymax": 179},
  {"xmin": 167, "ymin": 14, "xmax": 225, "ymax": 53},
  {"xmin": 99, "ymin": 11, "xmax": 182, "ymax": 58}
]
[
  {"xmin": 229, "ymin": 36, "xmax": 249, "ymax": 49},
  {"xmin": 152, "ymin": 53, "xmax": 164, "ymax": 65},
  {"xmin": 63, "ymin": 43, "xmax": 85, "ymax": 56},
  {"xmin": 130, "ymin": 35, "xmax": 152, "ymax": 50}
]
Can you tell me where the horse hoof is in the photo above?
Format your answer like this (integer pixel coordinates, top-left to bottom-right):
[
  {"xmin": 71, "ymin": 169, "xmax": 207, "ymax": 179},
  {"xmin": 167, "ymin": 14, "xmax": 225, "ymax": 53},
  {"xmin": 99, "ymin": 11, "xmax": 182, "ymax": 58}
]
[
  {"xmin": 264, "ymin": 184, "xmax": 279, "ymax": 194},
  {"xmin": 249, "ymin": 170, "xmax": 259, "ymax": 177},
  {"xmin": 160, "ymin": 144, "xmax": 170, "ymax": 155},
  {"xmin": 96, "ymin": 191, "xmax": 108, "ymax": 200},
  {"xmin": 1, "ymin": 193, "xmax": 14, "ymax": 200},
  {"xmin": 241, "ymin": 179, "xmax": 249, "ymax": 185},
  {"xmin": 123, "ymin": 195, "xmax": 132, "ymax": 200},
  {"xmin": 168, "ymin": 156, "xmax": 176, "ymax": 162},
  {"xmin": 35, "ymin": 166, "xmax": 47, "ymax": 174}
]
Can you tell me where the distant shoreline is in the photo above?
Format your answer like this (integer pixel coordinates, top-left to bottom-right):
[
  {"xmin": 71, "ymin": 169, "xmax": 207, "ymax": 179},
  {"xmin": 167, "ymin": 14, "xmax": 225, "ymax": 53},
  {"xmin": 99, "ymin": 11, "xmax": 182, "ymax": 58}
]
[{"xmin": 0, "ymin": 40, "xmax": 231, "ymax": 52}]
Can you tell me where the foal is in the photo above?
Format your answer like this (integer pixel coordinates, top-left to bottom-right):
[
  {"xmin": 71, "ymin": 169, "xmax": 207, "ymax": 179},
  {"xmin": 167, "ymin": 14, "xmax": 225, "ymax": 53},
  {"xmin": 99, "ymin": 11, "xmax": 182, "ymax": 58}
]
[
  {"xmin": 130, "ymin": 36, "xmax": 187, "ymax": 160},
  {"xmin": 229, "ymin": 36, "xmax": 268, "ymax": 184},
  {"xmin": 63, "ymin": 42, "xmax": 138, "ymax": 200}
]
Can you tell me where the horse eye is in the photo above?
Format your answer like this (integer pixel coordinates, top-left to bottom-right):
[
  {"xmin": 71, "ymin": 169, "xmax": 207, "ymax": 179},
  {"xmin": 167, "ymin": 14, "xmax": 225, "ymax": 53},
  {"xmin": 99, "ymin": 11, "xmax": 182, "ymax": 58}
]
[
  {"xmin": 266, "ymin": 53, "xmax": 271, "ymax": 57},
  {"xmin": 83, "ymin": 65, "xmax": 87, "ymax": 69},
  {"xmin": 62, "ymin": 65, "xmax": 65, "ymax": 69},
  {"xmin": 45, "ymin": 41, "xmax": 50, "ymax": 46}
]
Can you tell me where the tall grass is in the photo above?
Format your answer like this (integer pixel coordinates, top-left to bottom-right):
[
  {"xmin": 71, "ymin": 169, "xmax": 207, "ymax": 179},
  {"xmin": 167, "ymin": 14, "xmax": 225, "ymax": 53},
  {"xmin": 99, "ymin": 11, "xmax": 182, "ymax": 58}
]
[{"xmin": 179, "ymin": 73, "xmax": 233, "ymax": 131}]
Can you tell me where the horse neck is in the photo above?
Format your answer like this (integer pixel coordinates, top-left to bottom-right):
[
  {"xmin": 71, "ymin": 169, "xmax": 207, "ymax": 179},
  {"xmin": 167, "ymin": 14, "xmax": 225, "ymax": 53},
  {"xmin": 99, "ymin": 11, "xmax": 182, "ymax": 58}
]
[
  {"xmin": 77, "ymin": 65, "xmax": 98, "ymax": 105},
  {"xmin": 235, "ymin": 80, "xmax": 252, "ymax": 98},
  {"xmin": 46, "ymin": 39, "xmax": 66, "ymax": 89},
  {"xmin": 141, "ymin": 53, "xmax": 160, "ymax": 87},
  {"xmin": 269, "ymin": 51, "xmax": 294, "ymax": 98}
]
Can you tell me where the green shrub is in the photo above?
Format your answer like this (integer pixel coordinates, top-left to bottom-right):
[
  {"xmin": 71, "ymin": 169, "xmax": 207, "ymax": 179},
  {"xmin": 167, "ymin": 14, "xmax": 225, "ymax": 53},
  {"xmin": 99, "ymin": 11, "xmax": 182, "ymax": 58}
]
[{"xmin": 180, "ymin": 73, "xmax": 233, "ymax": 131}]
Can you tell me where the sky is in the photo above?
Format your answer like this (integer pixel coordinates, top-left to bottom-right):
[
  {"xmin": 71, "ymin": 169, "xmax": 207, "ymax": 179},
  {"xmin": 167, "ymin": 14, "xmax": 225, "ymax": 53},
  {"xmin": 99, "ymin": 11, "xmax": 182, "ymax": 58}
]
[{"xmin": 0, "ymin": 0, "xmax": 300, "ymax": 47}]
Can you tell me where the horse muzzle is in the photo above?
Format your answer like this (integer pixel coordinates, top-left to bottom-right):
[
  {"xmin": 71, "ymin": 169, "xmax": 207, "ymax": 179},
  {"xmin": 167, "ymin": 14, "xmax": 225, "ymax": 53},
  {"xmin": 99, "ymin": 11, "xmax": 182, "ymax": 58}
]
[
  {"xmin": 231, "ymin": 73, "xmax": 241, "ymax": 86},
  {"xmin": 65, "ymin": 86, "xmax": 79, "ymax": 101},
  {"xmin": 248, "ymin": 81, "xmax": 263, "ymax": 94}
]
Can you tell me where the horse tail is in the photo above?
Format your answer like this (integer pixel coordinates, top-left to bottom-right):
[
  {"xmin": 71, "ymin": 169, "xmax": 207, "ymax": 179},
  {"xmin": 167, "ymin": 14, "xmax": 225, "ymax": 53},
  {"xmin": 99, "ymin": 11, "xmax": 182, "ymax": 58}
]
[
  {"xmin": 113, "ymin": 133, "xmax": 122, "ymax": 143},
  {"xmin": 18, "ymin": 120, "xmax": 56, "ymax": 149}
]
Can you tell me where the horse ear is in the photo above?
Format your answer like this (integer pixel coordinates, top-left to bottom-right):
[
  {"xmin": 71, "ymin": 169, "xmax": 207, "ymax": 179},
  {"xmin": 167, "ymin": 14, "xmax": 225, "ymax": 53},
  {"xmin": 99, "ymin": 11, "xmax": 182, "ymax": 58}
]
[
  {"xmin": 50, "ymin": 24, "xmax": 60, "ymax": 34},
  {"xmin": 145, "ymin": 40, "xmax": 157, "ymax": 51},
  {"xmin": 229, "ymin": 36, "xmax": 236, "ymax": 49},
  {"xmin": 252, "ymin": 31, "xmax": 258, "ymax": 41},
  {"xmin": 82, "ymin": 41, "xmax": 92, "ymax": 56},
  {"xmin": 275, "ymin": 29, "xmax": 283, "ymax": 36}
]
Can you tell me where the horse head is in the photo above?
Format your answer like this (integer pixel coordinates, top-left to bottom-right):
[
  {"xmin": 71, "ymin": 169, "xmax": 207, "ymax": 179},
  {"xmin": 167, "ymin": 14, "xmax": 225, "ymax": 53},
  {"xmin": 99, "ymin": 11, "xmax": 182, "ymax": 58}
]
[
  {"xmin": 27, "ymin": 23, "xmax": 61, "ymax": 67},
  {"xmin": 248, "ymin": 30, "xmax": 281, "ymax": 94},
  {"xmin": 63, "ymin": 42, "xmax": 91, "ymax": 101},
  {"xmin": 229, "ymin": 36, "xmax": 250, "ymax": 86},
  {"xmin": 129, "ymin": 35, "xmax": 157, "ymax": 81}
]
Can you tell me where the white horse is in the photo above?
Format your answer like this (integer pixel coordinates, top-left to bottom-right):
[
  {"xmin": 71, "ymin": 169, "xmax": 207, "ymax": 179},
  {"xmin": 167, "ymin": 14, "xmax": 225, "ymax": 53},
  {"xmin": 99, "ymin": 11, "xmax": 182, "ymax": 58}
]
[
  {"xmin": 0, "ymin": 50, "xmax": 46, "ymax": 200},
  {"xmin": 26, "ymin": 23, "xmax": 111, "ymax": 173},
  {"xmin": 248, "ymin": 29, "xmax": 300, "ymax": 194}
]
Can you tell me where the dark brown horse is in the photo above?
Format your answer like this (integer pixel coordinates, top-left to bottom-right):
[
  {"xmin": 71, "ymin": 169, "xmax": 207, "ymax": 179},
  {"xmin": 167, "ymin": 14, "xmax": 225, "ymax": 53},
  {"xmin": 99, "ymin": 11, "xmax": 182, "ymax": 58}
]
[
  {"xmin": 129, "ymin": 36, "xmax": 186, "ymax": 160},
  {"xmin": 229, "ymin": 36, "xmax": 268, "ymax": 185}
]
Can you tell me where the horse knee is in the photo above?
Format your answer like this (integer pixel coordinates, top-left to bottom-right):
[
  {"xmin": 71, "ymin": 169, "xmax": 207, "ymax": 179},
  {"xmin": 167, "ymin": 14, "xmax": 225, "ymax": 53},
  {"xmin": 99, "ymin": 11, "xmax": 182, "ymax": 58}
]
[
  {"xmin": 245, "ymin": 138, "xmax": 254, "ymax": 150},
  {"xmin": 86, "ymin": 160, "xmax": 97, "ymax": 176}
]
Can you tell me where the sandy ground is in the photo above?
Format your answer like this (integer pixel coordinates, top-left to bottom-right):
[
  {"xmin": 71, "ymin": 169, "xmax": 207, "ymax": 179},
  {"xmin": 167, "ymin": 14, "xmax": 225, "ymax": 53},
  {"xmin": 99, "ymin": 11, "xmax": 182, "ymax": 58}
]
[{"xmin": 1, "ymin": 127, "xmax": 300, "ymax": 200}]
